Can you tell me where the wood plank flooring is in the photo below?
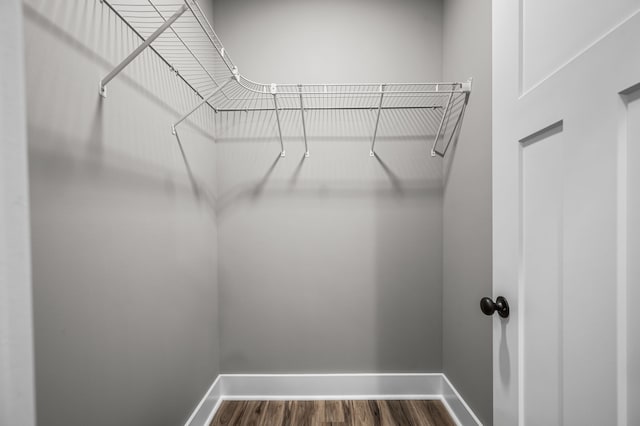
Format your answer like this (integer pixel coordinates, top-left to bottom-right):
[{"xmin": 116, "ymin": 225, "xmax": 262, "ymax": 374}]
[{"xmin": 210, "ymin": 400, "xmax": 456, "ymax": 425}]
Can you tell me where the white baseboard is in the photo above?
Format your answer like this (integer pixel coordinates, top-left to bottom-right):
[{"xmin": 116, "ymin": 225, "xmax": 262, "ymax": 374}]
[
  {"xmin": 441, "ymin": 375, "xmax": 483, "ymax": 426},
  {"xmin": 185, "ymin": 373, "xmax": 481, "ymax": 426},
  {"xmin": 184, "ymin": 376, "xmax": 222, "ymax": 426}
]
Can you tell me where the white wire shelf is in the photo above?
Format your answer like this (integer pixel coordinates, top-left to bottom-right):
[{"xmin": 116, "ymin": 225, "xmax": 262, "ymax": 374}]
[{"xmin": 99, "ymin": 0, "xmax": 471, "ymax": 157}]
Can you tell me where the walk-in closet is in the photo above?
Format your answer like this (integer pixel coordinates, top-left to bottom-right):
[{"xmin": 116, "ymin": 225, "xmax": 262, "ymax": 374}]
[{"xmin": 4, "ymin": 0, "xmax": 639, "ymax": 425}]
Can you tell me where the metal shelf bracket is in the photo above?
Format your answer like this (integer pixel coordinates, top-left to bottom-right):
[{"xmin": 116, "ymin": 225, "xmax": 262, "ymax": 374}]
[
  {"xmin": 99, "ymin": 3, "xmax": 188, "ymax": 97},
  {"xmin": 430, "ymin": 91, "xmax": 454, "ymax": 157},
  {"xmin": 171, "ymin": 76, "xmax": 234, "ymax": 134},
  {"xmin": 431, "ymin": 78, "xmax": 472, "ymax": 157},
  {"xmin": 298, "ymin": 85, "xmax": 309, "ymax": 157},
  {"xmin": 461, "ymin": 78, "xmax": 473, "ymax": 93},
  {"xmin": 271, "ymin": 83, "xmax": 286, "ymax": 157}
]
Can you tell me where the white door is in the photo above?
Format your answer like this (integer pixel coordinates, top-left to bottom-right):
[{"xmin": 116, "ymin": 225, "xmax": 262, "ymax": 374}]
[{"xmin": 492, "ymin": 1, "xmax": 640, "ymax": 425}]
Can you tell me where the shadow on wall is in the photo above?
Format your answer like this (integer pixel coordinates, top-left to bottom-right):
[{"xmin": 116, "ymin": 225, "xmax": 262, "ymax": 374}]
[
  {"xmin": 24, "ymin": 1, "xmax": 221, "ymax": 425},
  {"xmin": 25, "ymin": 0, "xmax": 456, "ymax": 382},
  {"xmin": 216, "ymin": 104, "xmax": 445, "ymax": 373},
  {"xmin": 23, "ymin": 0, "xmax": 462, "ymax": 219},
  {"xmin": 213, "ymin": 107, "xmax": 444, "ymax": 218},
  {"xmin": 24, "ymin": 0, "xmax": 221, "ymax": 209},
  {"xmin": 23, "ymin": 1, "xmax": 215, "ymax": 136}
]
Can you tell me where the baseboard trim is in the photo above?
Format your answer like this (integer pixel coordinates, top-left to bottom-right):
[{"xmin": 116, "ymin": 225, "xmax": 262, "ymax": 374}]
[
  {"xmin": 185, "ymin": 373, "xmax": 481, "ymax": 426},
  {"xmin": 441, "ymin": 375, "xmax": 483, "ymax": 426},
  {"xmin": 184, "ymin": 376, "xmax": 222, "ymax": 426}
]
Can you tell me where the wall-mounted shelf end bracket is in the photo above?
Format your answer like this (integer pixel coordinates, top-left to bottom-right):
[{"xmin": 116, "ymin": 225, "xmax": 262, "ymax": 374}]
[
  {"xmin": 461, "ymin": 78, "xmax": 473, "ymax": 94},
  {"xmin": 430, "ymin": 78, "xmax": 472, "ymax": 157},
  {"xmin": 99, "ymin": 3, "xmax": 188, "ymax": 98}
]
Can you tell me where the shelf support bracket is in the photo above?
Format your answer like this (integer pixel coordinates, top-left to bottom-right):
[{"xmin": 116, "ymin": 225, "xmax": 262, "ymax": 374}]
[
  {"xmin": 298, "ymin": 85, "xmax": 309, "ymax": 157},
  {"xmin": 99, "ymin": 3, "xmax": 188, "ymax": 97},
  {"xmin": 271, "ymin": 84, "xmax": 286, "ymax": 157},
  {"xmin": 431, "ymin": 91, "xmax": 454, "ymax": 157},
  {"xmin": 370, "ymin": 84, "xmax": 385, "ymax": 156},
  {"xmin": 171, "ymin": 75, "xmax": 235, "ymax": 134},
  {"xmin": 436, "ymin": 91, "xmax": 469, "ymax": 157}
]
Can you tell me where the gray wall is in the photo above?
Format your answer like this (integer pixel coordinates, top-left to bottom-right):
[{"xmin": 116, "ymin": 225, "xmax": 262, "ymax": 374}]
[
  {"xmin": 213, "ymin": 0, "xmax": 446, "ymax": 373},
  {"xmin": 442, "ymin": 0, "xmax": 493, "ymax": 424},
  {"xmin": 0, "ymin": 1, "xmax": 36, "ymax": 425},
  {"xmin": 23, "ymin": 1, "xmax": 220, "ymax": 425}
]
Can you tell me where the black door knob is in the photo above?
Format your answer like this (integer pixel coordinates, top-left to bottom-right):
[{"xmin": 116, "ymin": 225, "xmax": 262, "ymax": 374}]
[{"xmin": 480, "ymin": 296, "xmax": 510, "ymax": 318}]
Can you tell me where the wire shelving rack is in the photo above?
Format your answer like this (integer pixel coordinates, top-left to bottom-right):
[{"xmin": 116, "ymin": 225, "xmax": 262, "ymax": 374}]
[{"xmin": 99, "ymin": 0, "xmax": 472, "ymax": 157}]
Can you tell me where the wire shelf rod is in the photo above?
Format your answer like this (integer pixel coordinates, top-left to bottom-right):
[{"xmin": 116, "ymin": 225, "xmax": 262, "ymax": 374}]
[{"xmin": 184, "ymin": 0, "xmax": 236, "ymax": 74}]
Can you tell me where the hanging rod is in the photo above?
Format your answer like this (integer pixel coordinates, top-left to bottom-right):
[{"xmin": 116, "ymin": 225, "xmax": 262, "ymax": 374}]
[
  {"xmin": 99, "ymin": 0, "xmax": 472, "ymax": 158},
  {"xmin": 213, "ymin": 106, "xmax": 443, "ymax": 113}
]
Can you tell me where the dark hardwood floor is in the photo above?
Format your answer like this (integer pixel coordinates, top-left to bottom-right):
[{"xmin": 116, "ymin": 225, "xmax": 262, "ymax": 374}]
[{"xmin": 210, "ymin": 399, "xmax": 456, "ymax": 425}]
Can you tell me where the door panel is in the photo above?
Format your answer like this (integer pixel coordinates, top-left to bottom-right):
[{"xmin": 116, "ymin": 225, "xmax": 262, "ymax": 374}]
[
  {"xmin": 521, "ymin": 127, "xmax": 564, "ymax": 426},
  {"xmin": 493, "ymin": 1, "xmax": 640, "ymax": 425},
  {"xmin": 522, "ymin": 0, "xmax": 640, "ymax": 91}
]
